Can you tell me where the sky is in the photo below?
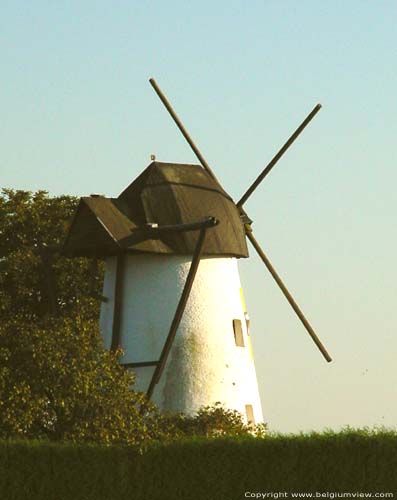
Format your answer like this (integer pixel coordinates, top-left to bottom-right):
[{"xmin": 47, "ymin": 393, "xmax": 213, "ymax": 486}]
[{"xmin": 1, "ymin": 1, "xmax": 397, "ymax": 433}]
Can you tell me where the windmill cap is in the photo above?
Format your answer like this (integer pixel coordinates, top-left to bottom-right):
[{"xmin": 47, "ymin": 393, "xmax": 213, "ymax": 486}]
[{"xmin": 62, "ymin": 161, "xmax": 248, "ymax": 259}]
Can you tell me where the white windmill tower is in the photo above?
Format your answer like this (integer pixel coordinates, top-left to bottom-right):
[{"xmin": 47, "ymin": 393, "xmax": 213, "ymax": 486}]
[{"xmin": 63, "ymin": 79, "xmax": 332, "ymax": 424}]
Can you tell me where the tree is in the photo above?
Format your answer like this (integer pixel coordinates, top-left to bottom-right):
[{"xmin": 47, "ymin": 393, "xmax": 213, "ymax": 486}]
[
  {"xmin": 0, "ymin": 188, "xmax": 102, "ymax": 320},
  {"xmin": 0, "ymin": 189, "xmax": 158, "ymax": 446}
]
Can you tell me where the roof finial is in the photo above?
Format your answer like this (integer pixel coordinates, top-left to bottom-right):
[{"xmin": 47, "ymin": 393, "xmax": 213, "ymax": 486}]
[{"xmin": 150, "ymin": 154, "xmax": 156, "ymax": 161}]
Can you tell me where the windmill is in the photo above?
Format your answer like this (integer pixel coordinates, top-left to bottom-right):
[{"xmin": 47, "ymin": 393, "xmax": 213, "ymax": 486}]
[{"xmin": 63, "ymin": 79, "xmax": 332, "ymax": 425}]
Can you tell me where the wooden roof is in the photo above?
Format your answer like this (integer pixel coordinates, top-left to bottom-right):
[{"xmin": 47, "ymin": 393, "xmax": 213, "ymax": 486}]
[{"xmin": 62, "ymin": 162, "xmax": 249, "ymax": 258}]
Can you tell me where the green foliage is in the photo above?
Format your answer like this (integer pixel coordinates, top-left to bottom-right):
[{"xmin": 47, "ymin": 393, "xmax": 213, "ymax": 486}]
[
  {"xmin": 0, "ymin": 313, "xmax": 161, "ymax": 447},
  {"xmin": 139, "ymin": 430, "xmax": 397, "ymax": 497},
  {"xmin": 0, "ymin": 439, "xmax": 140, "ymax": 500},
  {"xmin": 155, "ymin": 403, "xmax": 266, "ymax": 440},
  {"xmin": 2, "ymin": 430, "xmax": 397, "ymax": 500},
  {"xmin": 0, "ymin": 188, "xmax": 102, "ymax": 320},
  {"xmin": 0, "ymin": 189, "xmax": 161, "ymax": 446}
]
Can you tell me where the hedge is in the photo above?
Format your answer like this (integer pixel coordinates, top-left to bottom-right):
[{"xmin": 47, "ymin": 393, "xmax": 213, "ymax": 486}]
[
  {"xmin": 1, "ymin": 430, "xmax": 396, "ymax": 499},
  {"xmin": 0, "ymin": 440, "xmax": 142, "ymax": 500}
]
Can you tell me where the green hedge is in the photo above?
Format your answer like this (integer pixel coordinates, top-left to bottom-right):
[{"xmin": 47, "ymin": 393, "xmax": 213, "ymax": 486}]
[
  {"xmin": 1, "ymin": 431, "xmax": 396, "ymax": 500},
  {"xmin": 0, "ymin": 440, "xmax": 142, "ymax": 500},
  {"xmin": 139, "ymin": 431, "xmax": 397, "ymax": 497}
]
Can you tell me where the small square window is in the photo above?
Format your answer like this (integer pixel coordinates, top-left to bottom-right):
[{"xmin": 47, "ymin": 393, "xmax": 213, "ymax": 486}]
[
  {"xmin": 233, "ymin": 319, "xmax": 244, "ymax": 347},
  {"xmin": 245, "ymin": 404, "xmax": 255, "ymax": 425}
]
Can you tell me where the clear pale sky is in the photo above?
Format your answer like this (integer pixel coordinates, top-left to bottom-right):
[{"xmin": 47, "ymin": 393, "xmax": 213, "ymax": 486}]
[{"xmin": 2, "ymin": 1, "xmax": 396, "ymax": 433}]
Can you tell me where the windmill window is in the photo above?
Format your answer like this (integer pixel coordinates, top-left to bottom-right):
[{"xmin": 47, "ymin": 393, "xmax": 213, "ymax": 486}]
[
  {"xmin": 233, "ymin": 319, "xmax": 244, "ymax": 347},
  {"xmin": 245, "ymin": 404, "xmax": 255, "ymax": 425}
]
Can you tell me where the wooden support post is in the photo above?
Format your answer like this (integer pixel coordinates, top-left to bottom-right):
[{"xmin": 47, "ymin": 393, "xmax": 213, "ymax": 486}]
[
  {"xmin": 110, "ymin": 254, "xmax": 125, "ymax": 351},
  {"xmin": 88, "ymin": 257, "xmax": 108, "ymax": 302},
  {"xmin": 121, "ymin": 361, "xmax": 159, "ymax": 368}
]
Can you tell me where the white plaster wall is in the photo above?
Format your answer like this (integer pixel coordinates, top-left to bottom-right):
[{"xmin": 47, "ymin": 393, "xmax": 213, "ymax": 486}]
[{"xmin": 100, "ymin": 254, "xmax": 263, "ymax": 424}]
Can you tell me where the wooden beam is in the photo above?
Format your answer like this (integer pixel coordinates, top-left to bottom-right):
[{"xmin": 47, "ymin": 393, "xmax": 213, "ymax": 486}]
[
  {"xmin": 237, "ymin": 104, "xmax": 322, "ymax": 207},
  {"xmin": 110, "ymin": 254, "xmax": 125, "ymax": 351},
  {"xmin": 149, "ymin": 78, "xmax": 221, "ymax": 185},
  {"xmin": 246, "ymin": 229, "xmax": 332, "ymax": 363},
  {"xmin": 88, "ymin": 257, "xmax": 108, "ymax": 302},
  {"xmin": 121, "ymin": 361, "xmax": 159, "ymax": 368}
]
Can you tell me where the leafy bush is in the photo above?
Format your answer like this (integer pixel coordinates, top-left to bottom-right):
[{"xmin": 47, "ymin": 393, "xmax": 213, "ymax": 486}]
[
  {"xmin": 0, "ymin": 313, "xmax": 161, "ymax": 447},
  {"xmin": 155, "ymin": 403, "xmax": 266, "ymax": 441}
]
